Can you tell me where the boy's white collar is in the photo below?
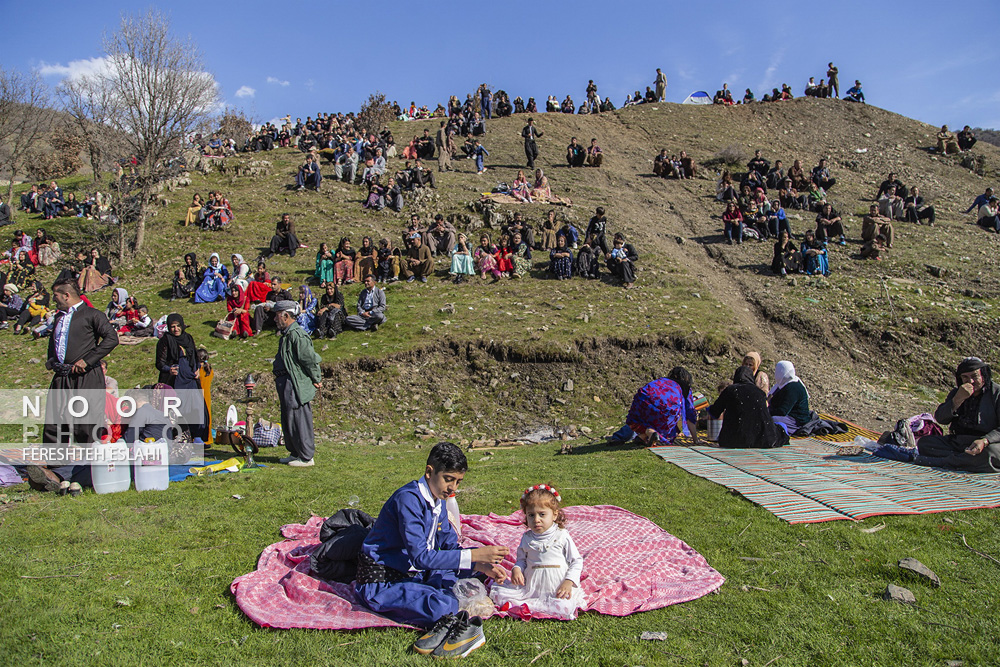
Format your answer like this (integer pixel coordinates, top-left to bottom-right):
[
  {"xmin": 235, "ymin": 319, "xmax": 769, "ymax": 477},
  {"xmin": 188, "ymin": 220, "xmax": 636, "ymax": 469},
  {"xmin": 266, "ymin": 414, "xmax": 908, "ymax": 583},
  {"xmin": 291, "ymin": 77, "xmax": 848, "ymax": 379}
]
[{"xmin": 416, "ymin": 477, "xmax": 438, "ymax": 507}]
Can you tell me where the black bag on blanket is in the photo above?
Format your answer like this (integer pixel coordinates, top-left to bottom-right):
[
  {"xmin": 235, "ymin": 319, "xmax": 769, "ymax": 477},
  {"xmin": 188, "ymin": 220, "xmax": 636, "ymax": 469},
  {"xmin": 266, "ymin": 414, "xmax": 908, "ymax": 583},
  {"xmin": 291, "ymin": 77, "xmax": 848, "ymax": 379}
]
[
  {"xmin": 792, "ymin": 411, "xmax": 849, "ymax": 437},
  {"xmin": 310, "ymin": 508, "xmax": 376, "ymax": 583}
]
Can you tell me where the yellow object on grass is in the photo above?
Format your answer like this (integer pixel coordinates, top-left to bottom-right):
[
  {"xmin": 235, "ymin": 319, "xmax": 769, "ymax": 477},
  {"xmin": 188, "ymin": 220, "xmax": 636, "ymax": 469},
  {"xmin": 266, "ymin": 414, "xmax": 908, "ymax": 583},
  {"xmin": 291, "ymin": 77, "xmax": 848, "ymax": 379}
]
[{"xmin": 189, "ymin": 457, "xmax": 244, "ymax": 476}]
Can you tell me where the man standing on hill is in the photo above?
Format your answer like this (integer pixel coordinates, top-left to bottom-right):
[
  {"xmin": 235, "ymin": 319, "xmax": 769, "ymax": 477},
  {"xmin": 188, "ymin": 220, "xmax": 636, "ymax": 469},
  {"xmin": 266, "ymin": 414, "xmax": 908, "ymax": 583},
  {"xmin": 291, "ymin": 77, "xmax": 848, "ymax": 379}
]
[
  {"xmin": 654, "ymin": 68, "xmax": 667, "ymax": 102},
  {"xmin": 826, "ymin": 63, "xmax": 839, "ymax": 98},
  {"xmin": 521, "ymin": 118, "xmax": 543, "ymax": 169},
  {"xmin": 435, "ymin": 121, "xmax": 453, "ymax": 173},
  {"xmin": 273, "ymin": 300, "xmax": 322, "ymax": 467}
]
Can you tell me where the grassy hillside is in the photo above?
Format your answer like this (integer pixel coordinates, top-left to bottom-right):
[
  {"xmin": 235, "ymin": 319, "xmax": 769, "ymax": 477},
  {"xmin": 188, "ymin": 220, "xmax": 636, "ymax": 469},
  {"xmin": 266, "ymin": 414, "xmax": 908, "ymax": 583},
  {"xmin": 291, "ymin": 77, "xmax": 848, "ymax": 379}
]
[{"xmin": 2, "ymin": 99, "xmax": 999, "ymax": 666}]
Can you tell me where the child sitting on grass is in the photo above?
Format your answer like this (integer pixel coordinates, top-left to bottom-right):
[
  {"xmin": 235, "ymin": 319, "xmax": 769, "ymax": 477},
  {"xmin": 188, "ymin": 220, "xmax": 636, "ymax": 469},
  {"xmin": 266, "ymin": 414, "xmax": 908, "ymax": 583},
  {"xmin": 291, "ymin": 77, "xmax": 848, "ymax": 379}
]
[
  {"xmin": 357, "ymin": 442, "xmax": 508, "ymax": 658},
  {"xmin": 490, "ymin": 484, "xmax": 586, "ymax": 619}
]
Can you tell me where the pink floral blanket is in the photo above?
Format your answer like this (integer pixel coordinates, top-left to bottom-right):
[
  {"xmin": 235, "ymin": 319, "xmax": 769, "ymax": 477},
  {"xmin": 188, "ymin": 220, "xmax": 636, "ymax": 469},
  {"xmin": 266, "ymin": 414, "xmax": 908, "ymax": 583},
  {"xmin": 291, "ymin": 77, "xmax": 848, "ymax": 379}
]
[{"xmin": 230, "ymin": 505, "xmax": 724, "ymax": 630}]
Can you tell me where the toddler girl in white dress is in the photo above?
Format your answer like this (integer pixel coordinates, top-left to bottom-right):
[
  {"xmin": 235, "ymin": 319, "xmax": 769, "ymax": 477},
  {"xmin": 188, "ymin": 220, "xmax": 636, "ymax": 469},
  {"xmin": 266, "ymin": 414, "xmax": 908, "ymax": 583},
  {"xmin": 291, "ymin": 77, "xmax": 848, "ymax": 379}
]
[{"xmin": 490, "ymin": 484, "xmax": 586, "ymax": 620}]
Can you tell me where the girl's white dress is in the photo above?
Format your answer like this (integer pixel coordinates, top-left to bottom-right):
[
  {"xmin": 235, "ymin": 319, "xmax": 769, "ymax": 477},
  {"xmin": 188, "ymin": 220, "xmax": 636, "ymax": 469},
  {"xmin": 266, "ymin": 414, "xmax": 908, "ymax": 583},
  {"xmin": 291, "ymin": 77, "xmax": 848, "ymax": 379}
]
[{"xmin": 490, "ymin": 525, "xmax": 586, "ymax": 619}]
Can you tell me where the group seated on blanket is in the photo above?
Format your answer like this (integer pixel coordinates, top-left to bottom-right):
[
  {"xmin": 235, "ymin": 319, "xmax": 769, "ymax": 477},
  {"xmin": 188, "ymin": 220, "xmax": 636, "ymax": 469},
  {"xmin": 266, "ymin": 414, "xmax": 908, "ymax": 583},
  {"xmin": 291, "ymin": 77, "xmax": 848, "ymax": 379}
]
[
  {"xmin": 707, "ymin": 364, "xmax": 789, "ymax": 449},
  {"xmin": 873, "ymin": 357, "xmax": 1000, "ymax": 473},
  {"xmin": 470, "ymin": 231, "xmax": 532, "ymax": 281}
]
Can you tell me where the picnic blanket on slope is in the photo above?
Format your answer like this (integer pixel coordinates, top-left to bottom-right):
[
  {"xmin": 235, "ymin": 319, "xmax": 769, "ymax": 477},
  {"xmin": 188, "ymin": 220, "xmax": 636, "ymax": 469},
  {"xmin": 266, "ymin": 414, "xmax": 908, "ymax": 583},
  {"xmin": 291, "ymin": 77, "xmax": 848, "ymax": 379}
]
[
  {"xmin": 230, "ymin": 505, "xmax": 724, "ymax": 630},
  {"xmin": 651, "ymin": 438, "xmax": 1000, "ymax": 524}
]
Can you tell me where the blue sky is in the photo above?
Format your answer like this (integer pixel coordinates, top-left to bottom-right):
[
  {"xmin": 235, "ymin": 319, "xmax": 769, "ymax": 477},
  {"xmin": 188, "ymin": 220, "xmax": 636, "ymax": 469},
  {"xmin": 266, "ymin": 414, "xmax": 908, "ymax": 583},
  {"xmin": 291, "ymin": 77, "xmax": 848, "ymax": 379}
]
[{"xmin": 8, "ymin": 1, "xmax": 1000, "ymax": 129}]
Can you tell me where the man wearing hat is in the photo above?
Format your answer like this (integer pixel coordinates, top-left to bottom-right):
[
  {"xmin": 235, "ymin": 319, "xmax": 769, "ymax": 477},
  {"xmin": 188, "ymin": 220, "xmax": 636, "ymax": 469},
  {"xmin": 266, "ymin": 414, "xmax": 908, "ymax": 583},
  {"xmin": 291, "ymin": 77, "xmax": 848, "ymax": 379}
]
[
  {"xmin": 273, "ymin": 300, "xmax": 322, "ymax": 467},
  {"xmin": 914, "ymin": 357, "xmax": 1000, "ymax": 472},
  {"xmin": 0, "ymin": 283, "xmax": 22, "ymax": 325}
]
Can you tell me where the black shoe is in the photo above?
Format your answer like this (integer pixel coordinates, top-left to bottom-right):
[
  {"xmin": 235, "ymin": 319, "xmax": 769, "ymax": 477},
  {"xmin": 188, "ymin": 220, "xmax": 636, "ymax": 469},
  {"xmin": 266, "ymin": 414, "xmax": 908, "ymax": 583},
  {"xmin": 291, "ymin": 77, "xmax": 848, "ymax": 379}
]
[
  {"xmin": 430, "ymin": 611, "xmax": 485, "ymax": 659},
  {"xmin": 413, "ymin": 613, "xmax": 458, "ymax": 655},
  {"xmin": 371, "ymin": 323, "xmax": 378, "ymax": 332}
]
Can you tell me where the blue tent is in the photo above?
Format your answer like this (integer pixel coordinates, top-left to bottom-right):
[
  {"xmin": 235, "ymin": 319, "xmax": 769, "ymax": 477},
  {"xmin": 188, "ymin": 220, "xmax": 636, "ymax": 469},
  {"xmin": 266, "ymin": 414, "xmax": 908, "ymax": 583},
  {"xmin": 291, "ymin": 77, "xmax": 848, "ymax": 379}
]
[{"xmin": 682, "ymin": 91, "xmax": 711, "ymax": 105}]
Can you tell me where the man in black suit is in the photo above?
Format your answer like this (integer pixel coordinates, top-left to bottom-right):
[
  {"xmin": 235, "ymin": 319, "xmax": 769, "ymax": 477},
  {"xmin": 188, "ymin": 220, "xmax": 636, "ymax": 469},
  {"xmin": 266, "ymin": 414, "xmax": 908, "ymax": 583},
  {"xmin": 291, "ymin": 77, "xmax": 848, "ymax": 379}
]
[{"xmin": 28, "ymin": 278, "xmax": 118, "ymax": 493}]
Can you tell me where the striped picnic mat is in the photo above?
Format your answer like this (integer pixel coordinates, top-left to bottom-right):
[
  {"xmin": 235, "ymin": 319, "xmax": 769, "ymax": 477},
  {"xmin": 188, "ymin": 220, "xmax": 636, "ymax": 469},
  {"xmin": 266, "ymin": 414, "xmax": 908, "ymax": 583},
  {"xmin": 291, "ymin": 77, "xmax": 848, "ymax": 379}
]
[{"xmin": 651, "ymin": 438, "xmax": 1000, "ymax": 523}]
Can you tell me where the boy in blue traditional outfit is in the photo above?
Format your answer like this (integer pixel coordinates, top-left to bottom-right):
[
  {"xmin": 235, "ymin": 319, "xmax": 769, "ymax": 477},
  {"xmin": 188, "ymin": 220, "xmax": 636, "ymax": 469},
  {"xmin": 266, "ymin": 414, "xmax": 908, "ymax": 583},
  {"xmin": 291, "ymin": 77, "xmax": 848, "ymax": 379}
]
[{"xmin": 357, "ymin": 442, "xmax": 508, "ymax": 658}]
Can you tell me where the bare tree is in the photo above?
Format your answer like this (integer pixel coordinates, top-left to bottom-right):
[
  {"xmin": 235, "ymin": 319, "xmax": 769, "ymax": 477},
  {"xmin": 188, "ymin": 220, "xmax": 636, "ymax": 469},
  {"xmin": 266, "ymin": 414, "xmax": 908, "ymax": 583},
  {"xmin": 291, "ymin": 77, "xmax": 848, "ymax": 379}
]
[
  {"xmin": 58, "ymin": 75, "xmax": 124, "ymax": 183},
  {"xmin": 0, "ymin": 68, "xmax": 54, "ymax": 204},
  {"xmin": 99, "ymin": 9, "xmax": 220, "ymax": 258},
  {"xmin": 357, "ymin": 92, "xmax": 395, "ymax": 138}
]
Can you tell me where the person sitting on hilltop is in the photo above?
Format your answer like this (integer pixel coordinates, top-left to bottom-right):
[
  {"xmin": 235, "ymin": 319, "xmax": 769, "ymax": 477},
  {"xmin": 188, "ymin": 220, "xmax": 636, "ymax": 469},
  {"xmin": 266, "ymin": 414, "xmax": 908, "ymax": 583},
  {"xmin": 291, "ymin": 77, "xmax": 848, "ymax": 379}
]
[
  {"xmin": 804, "ymin": 77, "xmax": 819, "ymax": 97},
  {"xmin": 788, "ymin": 159, "xmax": 810, "ymax": 191},
  {"xmin": 965, "ymin": 187, "xmax": 994, "ymax": 214},
  {"xmin": 747, "ymin": 150, "xmax": 770, "ymax": 179},
  {"xmin": 860, "ymin": 233, "xmax": 889, "ymax": 260},
  {"xmin": 815, "ymin": 202, "xmax": 846, "ymax": 246},
  {"xmin": 296, "ymin": 154, "xmax": 322, "ymax": 192},
  {"xmin": 936, "ymin": 125, "xmax": 960, "ymax": 155},
  {"xmin": 265, "ymin": 213, "xmax": 300, "ymax": 259},
  {"xmin": 400, "ymin": 233, "xmax": 434, "ymax": 283},
  {"xmin": 742, "ymin": 88, "xmax": 755, "ymax": 104},
  {"xmin": 361, "ymin": 148, "xmax": 387, "ymax": 184},
  {"xmin": 723, "ymin": 201, "xmax": 744, "ymax": 246},
  {"xmin": 606, "ymin": 232, "xmax": 638, "ymax": 289},
  {"xmin": 876, "ymin": 172, "xmax": 908, "ymax": 200},
  {"xmin": 958, "ymin": 126, "xmax": 977, "ymax": 152},
  {"xmin": 878, "ymin": 184, "xmax": 905, "ymax": 221},
  {"xmin": 716, "ymin": 170, "xmax": 737, "ymax": 201},
  {"xmin": 557, "ymin": 217, "xmax": 580, "ymax": 249},
  {"xmin": 779, "ymin": 84, "xmax": 794, "ymax": 100},
  {"xmin": 549, "ymin": 234, "xmax": 573, "ymax": 280},
  {"xmin": 680, "ymin": 151, "xmax": 698, "ymax": 179},
  {"xmin": 416, "ymin": 129, "xmax": 435, "ymax": 159},
  {"xmin": 844, "ymin": 80, "xmax": 865, "ymax": 103},
  {"xmin": 586, "ymin": 138, "xmax": 603, "ymax": 167},
  {"xmin": 510, "ymin": 169, "xmax": 532, "ymax": 203},
  {"xmin": 654, "ymin": 149, "xmax": 672, "ymax": 179},
  {"xmin": 424, "ymin": 214, "xmax": 457, "ymax": 257},
  {"xmin": 530, "ymin": 169, "xmax": 551, "ymax": 201},
  {"xmin": 800, "ymin": 231, "xmax": 829, "ymax": 276},
  {"xmin": 713, "ymin": 85, "xmax": 734, "ymax": 106},
  {"xmin": 566, "ymin": 137, "xmax": 586, "ymax": 168},
  {"xmin": 862, "ymin": 203, "xmax": 895, "ymax": 248},
  {"xmin": 575, "ymin": 235, "xmax": 601, "ymax": 279},
  {"xmin": 743, "ymin": 168, "xmax": 767, "ymax": 194},
  {"xmin": 561, "ymin": 96, "xmax": 575, "ymax": 114},
  {"xmin": 504, "ymin": 212, "xmax": 535, "ymax": 249},
  {"xmin": 203, "ymin": 191, "xmax": 233, "ymax": 231},
  {"xmin": 977, "ymin": 196, "xmax": 1000, "ymax": 233},
  {"xmin": 771, "ymin": 230, "xmax": 800, "ymax": 276},
  {"xmin": 765, "ymin": 160, "xmax": 785, "ymax": 190},
  {"xmin": 811, "ymin": 158, "xmax": 836, "ymax": 191},
  {"xmin": 805, "ymin": 182, "xmax": 827, "ymax": 212},
  {"xmin": 766, "ymin": 200, "xmax": 790, "ymax": 239}
]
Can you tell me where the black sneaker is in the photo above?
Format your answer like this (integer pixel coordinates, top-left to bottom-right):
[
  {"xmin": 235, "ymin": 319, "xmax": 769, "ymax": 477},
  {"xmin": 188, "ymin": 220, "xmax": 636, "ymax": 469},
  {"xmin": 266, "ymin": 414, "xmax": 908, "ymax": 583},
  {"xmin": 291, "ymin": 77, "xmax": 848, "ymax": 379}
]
[
  {"xmin": 413, "ymin": 612, "xmax": 457, "ymax": 655},
  {"xmin": 431, "ymin": 611, "xmax": 485, "ymax": 659}
]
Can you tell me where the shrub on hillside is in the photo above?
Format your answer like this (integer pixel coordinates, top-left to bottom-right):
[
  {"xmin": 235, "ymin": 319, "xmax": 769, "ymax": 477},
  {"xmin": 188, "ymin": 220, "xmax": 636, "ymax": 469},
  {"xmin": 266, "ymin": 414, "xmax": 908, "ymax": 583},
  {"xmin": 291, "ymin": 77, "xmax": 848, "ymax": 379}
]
[
  {"xmin": 703, "ymin": 144, "xmax": 748, "ymax": 170},
  {"xmin": 357, "ymin": 91, "xmax": 394, "ymax": 136},
  {"xmin": 25, "ymin": 127, "xmax": 83, "ymax": 181}
]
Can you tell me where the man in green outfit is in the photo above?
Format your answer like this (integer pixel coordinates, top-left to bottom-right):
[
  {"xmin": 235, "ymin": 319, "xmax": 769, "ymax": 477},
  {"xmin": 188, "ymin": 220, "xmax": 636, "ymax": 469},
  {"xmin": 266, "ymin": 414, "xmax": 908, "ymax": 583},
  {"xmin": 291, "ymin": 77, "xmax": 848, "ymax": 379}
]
[{"xmin": 273, "ymin": 300, "xmax": 323, "ymax": 467}]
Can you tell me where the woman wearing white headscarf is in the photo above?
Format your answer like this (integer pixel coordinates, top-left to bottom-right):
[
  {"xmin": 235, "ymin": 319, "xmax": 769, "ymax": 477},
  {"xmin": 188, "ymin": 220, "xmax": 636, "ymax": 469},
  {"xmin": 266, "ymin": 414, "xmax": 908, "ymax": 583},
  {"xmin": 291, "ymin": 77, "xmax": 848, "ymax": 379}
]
[
  {"xmin": 231, "ymin": 253, "xmax": 250, "ymax": 282},
  {"xmin": 194, "ymin": 253, "xmax": 230, "ymax": 303},
  {"xmin": 768, "ymin": 361, "xmax": 810, "ymax": 434},
  {"xmin": 105, "ymin": 287, "xmax": 129, "ymax": 323}
]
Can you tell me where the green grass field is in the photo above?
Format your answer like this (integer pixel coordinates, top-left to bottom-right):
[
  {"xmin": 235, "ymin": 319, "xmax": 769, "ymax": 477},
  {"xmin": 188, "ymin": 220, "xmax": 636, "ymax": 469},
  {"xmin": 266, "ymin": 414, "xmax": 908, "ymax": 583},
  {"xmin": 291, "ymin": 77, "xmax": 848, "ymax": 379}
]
[
  {"xmin": 2, "ymin": 103, "xmax": 1000, "ymax": 666},
  {"xmin": 3, "ymin": 438, "xmax": 998, "ymax": 666}
]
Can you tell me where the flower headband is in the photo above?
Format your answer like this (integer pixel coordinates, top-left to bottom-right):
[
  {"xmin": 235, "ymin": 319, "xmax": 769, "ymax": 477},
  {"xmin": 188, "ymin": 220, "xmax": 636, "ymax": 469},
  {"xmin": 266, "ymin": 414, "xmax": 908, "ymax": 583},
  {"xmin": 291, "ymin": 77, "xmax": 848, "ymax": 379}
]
[{"xmin": 521, "ymin": 484, "xmax": 561, "ymax": 503}]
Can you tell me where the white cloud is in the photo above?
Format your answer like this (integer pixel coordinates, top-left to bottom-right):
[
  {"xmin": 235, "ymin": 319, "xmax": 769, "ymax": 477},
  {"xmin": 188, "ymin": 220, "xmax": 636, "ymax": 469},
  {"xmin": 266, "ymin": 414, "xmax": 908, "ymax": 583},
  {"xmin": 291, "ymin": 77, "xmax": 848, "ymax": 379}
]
[
  {"xmin": 37, "ymin": 56, "xmax": 115, "ymax": 81},
  {"xmin": 266, "ymin": 76, "xmax": 290, "ymax": 87},
  {"xmin": 235, "ymin": 85, "xmax": 255, "ymax": 98},
  {"xmin": 757, "ymin": 47, "xmax": 786, "ymax": 93}
]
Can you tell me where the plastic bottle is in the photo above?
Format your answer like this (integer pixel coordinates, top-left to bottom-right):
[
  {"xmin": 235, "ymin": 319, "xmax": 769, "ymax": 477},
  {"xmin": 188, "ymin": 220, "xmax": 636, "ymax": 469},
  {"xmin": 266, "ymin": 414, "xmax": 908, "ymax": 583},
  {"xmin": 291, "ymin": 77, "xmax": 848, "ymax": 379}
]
[
  {"xmin": 92, "ymin": 440, "xmax": 131, "ymax": 494},
  {"xmin": 133, "ymin": 439, "xmax": 170, "ymax": 491}
]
